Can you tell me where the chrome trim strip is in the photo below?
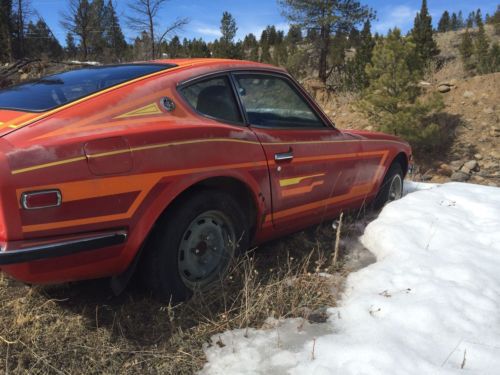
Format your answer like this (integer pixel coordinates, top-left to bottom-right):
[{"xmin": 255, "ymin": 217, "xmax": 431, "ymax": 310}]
[{"xmin": 0, "ymin": 230, "xmax": 127, "ymax": 265}]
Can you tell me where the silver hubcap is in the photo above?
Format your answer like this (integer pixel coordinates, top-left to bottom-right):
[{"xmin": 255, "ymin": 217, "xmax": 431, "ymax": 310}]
[
  {"xmin": 178, "ymin": 210, "xmax": 235, "ymax": 290},
  {"xmin": 388, "ymin": 174, "xmax": 403, "ymax": 202}
]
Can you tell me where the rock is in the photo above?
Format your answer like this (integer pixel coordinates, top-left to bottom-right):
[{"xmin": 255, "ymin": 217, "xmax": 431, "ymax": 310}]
[
  {"xmin": 490, "ymin": 150, "xmax": 500, "ymax": 159},
  {"xmin": 463, "ymin": 90, "xmax": 475, "ymax": 98},
  {"xmin": 450, "ymin": 160, "xmax": 464, "ymax": 170},
  {"xmin": 483, "ymin": 107, "xmax": 494, "ymax": 114},
  {"xmin": 451, "ymin": 171, "xmax": 470, "ymax": 182},
  {"xmin": 471, "ymin": 175, "xmax": 485, "ymax": 183},
  {"xmin": 419, "ymin": 81, "xmax": 432, "ymax": 87},
  {"xmin": 437, "ymin": 163, "xmax": 453, "ymax": 176},
  {"xmin": 463, "ymin": 160, "xmax": 479, "ymax": 172},
  {"xmin": 431, "ymin": 175, "xmax": 449, "ymax": 183},
  {"xmin": 474, "ymin": 153, "xmax": 483, "ymax": 160},
  {"xmin": 489, "ymin": 126, "xmax": 500, "ymax": 137},
  {"xmin": 308, "ymin": 307, "xmax": 329, "ymax": 324},
  {"xmin": 20, "ymin": 73, "xmax": 29, "ymax": 81},
  {"xmin": 438, "ymin": 84, "xmax": 451, "ymax": 93}
]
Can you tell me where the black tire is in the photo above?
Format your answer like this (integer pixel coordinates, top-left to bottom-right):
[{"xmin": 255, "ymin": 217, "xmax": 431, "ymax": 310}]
[
  {"xmin": 372, "ymin": 162, "xmax": 404, "ymax": 210},
  {"xmin": 141, "ymin": 190, "xmax": 250, "ymax": 302}
]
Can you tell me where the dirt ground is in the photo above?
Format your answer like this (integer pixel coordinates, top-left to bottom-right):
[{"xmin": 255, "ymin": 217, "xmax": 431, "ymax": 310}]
[{"xmin": 0, "ymin": 211, "xmax": 376, "ymax": 375}]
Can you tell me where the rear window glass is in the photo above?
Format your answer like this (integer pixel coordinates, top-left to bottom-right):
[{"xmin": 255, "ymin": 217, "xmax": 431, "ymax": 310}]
[{"xmin": 0, "ymin": 64, "xmax": 175, "ymax": 112}]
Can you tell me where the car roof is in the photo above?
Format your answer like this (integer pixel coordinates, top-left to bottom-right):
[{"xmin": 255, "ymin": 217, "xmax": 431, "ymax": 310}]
[{"xmin": 150, "ymin": 58, "xmax": 286, "ymax": 73}]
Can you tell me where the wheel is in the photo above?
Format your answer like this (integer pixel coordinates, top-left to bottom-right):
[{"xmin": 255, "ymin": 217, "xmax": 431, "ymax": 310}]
[
  {"xmin": 372, "ymin": 163, "xmax": 404, "ymax": 209},
  {"xmin": 141, "ymin": 190, "xmax": 250, "ymax": 301}
]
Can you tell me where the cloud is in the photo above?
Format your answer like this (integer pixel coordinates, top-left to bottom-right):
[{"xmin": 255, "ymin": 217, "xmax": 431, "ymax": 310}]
[
  {"xmin": 373, "ymin": 5, "xmax": 418, "ymax": 34},
  {"xmin": 196, "ymin": 27, "xmax": 221, "ymax": 38}
]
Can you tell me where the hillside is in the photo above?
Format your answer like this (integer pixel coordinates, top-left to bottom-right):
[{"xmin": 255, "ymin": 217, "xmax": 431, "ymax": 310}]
[{"xmin": 309, "ymin": 24, "xmax": 499, "ymax": 187}]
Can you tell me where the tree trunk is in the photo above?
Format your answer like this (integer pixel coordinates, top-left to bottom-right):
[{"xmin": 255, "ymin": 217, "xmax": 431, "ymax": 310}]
[
  {"xmin": 318, "ymin": 25, "xmax": 330, "ymax": 83},
  {"xmin": 148, "ymin": 2, "xmax": 155, "ymax": 59}
]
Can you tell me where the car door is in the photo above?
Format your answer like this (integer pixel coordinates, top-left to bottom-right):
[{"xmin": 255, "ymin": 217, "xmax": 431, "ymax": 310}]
[{"xmin": 231, "ymin": 72, "xmax": 362, "ymax": 230}]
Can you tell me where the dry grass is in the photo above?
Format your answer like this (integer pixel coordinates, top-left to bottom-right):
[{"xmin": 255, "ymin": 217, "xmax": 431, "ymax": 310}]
[{"xmin": 0, "ymin": 220, "xmax": 365, "ymax": 374}]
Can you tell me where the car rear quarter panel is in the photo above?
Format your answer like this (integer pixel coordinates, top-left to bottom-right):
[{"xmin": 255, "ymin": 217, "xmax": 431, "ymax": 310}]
[{"xmin": 0, "ymin": 63, "xmax": 273, "ymax": 283}]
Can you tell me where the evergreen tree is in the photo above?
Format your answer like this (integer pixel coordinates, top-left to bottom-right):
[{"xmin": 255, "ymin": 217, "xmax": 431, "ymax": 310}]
[
  {"xmin": 260, "ymin": 28, "xmax": 272, "ymax": 63},
  {"xmin": 214, "ymin": 11, "xmax": 239, "ymax": 58},
  {"xmin": 0, "ymin": 0, "xmax": 13, "ymax": 62},
  {"xmin": 457, "ymin": 11, "xmax": 465, "ymax": 29},
  {"xmin": 65, "ymin": 32, "xmax": 78, "ymax": 59},
  {"xmin": 167, "ymin": 35, "xmax": 183, "ymax": 57},
  {"xmin": 438, "ymin": 11, "xmax": 450, "ymax": 32},
  {"xmin": 12, "ymin": 0, "xmax": 33, "ymax": 59},
  {"xmin": 286, "ymin": 25, "xmax": 302, "ymax": 45},
  {"xmin": 488, "ymin": 5, "xmax": 500, "ymax": 35},
  {"xmin": 450, "ymin": 13, "xmax": 458, "ymax": 31},
  {"xmin": 475, "ymin": 16, "xmax": 491, "ymax": 73},
  {"xmin": 475, "ymin": 8, "xmax": 483, "ymax": 27},
  {"xmin": 25, "ymin": 18, "xmax": 63, "ymax": 60},
  {"xmin": 459, "ymin": 28, "xmax": 474, "ymax": 71},
  {"xmin": 466, "ymin": 12, "xmax": 475, "ymax": 28},
  {"xmin": 103, "ymin": 0, "xmax": 127, "ymax": 61},
  {"xmin": 61, "ymin": 0, "xmax": 93, "ymax": 60},
  {"xmin": 220, "ymin": 11, "xmax": 237, "ymax": 44},
  {"xmin": 243, "ymin": 33, "xmax": 259, "ymax": 61},
  {"xmin": 411, "ymin": 0, "xmax": 439, "ymax": 65},
  {"xmin": 279, "ymin": 0, "xmax": 373, "ymax": 83},
  {"xmin": 343, "ymin": 20, "xmax": 375, "ymax": 91},
  {"xmin": 360, "ymin": 28, "xmax": 444, "ymax": 154},
  {"xmin": 488, "ymin": 42, "xmax": 500, "ymax": 72}
]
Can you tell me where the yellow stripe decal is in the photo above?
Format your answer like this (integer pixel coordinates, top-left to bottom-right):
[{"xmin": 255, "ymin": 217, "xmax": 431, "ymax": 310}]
[
  {"xmin": 114, "ymin": 103, "xmax": 163, "ymax": 119},
  {"xmin": 280, "ymin": 173, "xmax": 325, "ymax": 187}
]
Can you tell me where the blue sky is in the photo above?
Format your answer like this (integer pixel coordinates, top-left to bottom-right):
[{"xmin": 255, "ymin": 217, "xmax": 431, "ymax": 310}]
[{"xmin": 33, "ymin": 0, "xmax": 498, "ymax": 45}]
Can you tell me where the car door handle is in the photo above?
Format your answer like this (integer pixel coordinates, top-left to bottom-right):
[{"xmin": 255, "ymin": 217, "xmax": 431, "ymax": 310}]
[{"xmin": 275, "ymin": 151, "xmax": 294, "ymax": 162}]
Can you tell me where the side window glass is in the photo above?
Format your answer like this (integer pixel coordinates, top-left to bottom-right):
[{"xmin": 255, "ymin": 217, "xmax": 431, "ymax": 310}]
[
  {"xmin": 234, "ymin": 74, "xmax": 325, "ymax": 128},
  {"xmin": 180, "ymin": 76, "xmax": 242, "ymax": 124}
]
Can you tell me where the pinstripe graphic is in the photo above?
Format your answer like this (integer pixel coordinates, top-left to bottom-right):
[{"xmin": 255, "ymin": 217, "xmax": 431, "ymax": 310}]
[
  {"xmin": 17, "ymin": 149, "xmax": 388, "ymax": 233},
  {"xmin": 11, "ymin": 138, "xmax": 405, "ymax": 175}
]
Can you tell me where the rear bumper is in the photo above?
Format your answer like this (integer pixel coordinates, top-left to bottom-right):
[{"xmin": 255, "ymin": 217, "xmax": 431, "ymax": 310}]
[{"xmin": 0, "ymin": 230, "xmax": 127, "ymax": 266}]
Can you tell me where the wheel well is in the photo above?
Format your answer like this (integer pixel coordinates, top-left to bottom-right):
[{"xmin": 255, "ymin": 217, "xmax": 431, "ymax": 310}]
[
  {"xmin": 160, "ymin": 176, "xmax": 258, "ymax": 239},
  {"xmin": 393, "ymin": 152, "xmax": 409, "ymax": 177}
]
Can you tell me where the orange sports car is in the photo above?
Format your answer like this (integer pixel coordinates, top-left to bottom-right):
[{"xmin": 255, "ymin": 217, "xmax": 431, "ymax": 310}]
[{"xmin": 0, "ymin": 59, "xmax": 411, "ymax": 300}]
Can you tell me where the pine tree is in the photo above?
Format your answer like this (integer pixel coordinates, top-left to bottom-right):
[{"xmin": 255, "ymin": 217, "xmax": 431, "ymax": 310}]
[
  {"xmin": 488, "ymin": 42, "xmax": 500, "ymax": 72},
  {"xmin": 348, "ymin": 20, "xmax": 375, "ymax": 90},
  {"xmin": 279, "ymin": 0, "xmax": 373, "ymax": 83},
  {"xmin": 260, "ymin": 28, "xmax": 272, "ymax": 63},
  {"xmin": 411, "ymin": 0, "xmax": 439, "ymax": 66},
  {"xmin": 450, "ymin": 13, "xmax": 458, "ymax": 31},
  {"xmin": 438, "ymin": 11, "xmax": 451, "ymax": 32},
  {"xmin": 475, "ymin": 17, "xmax": 491, "ymax": 74},
  {"xmin": 214, "ymin": 11, "xmax": 239, "ymax": 58},
  {"xmin": 0, "ymin": 0, "xmax": 13, "ymax": 62},
  {"xmin": 475, "ymin": 8, "xmax": 483, "ymax": 27},
  {"xmin": 459, "ymin": 28, "xmax": 474, "ymax": 71},
  {"xmin": 243, "ymin": 33, "xmax": 259, "ymax": 61},
  {"xmin": 103, "ymin": 0, "xmax": 127, "ymax": 61},
  {"xmin": 457, "ymin": 11, "xmax": 465, "ymax": 29},
  {"xmin": 359, "ymin": 28, "xmax": 444, "ymax": 154},
  {"xmin": 466, "ymin": 12, "xmax": 475, "ymax": 28},
  {"xmin": 167, "ymin": 36, "xmax": 183, "ymax": 58},
  {"xmin": 25, "ymin": 18, "xmax": 63, "ymax": 60},
  {"xmin": 286, "ymin": 25, "xmax": 302, "ymax": 45},
  {"xmin": 65, "ymin": 32, "xmax": 78, "ymax": 59},
  {"xmin": 488, "ymin": 5, "xmax": 500, "ymax": 35}
]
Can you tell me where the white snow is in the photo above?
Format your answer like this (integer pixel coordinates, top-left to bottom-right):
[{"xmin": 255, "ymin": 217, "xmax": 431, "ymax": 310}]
[{"xmin": 201, "ymin": 182, "xmax": 500, "ymax": 375}]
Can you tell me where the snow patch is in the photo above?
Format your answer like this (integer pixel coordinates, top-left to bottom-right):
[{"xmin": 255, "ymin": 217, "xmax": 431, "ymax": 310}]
[{"xmin": 202, "ymin": 182, "xmax": 500, "ymax": 374}]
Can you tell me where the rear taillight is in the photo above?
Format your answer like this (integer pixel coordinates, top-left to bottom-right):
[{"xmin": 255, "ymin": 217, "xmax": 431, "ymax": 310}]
[{"xmin": 21, "ymin": 190, "xmax": 62, "ymax": 210}]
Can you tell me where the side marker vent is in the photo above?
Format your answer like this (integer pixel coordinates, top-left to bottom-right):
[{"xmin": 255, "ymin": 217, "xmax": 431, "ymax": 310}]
[{"xmin": 21, "ymin": 190, "xmax": 62, "ymax": 210}]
